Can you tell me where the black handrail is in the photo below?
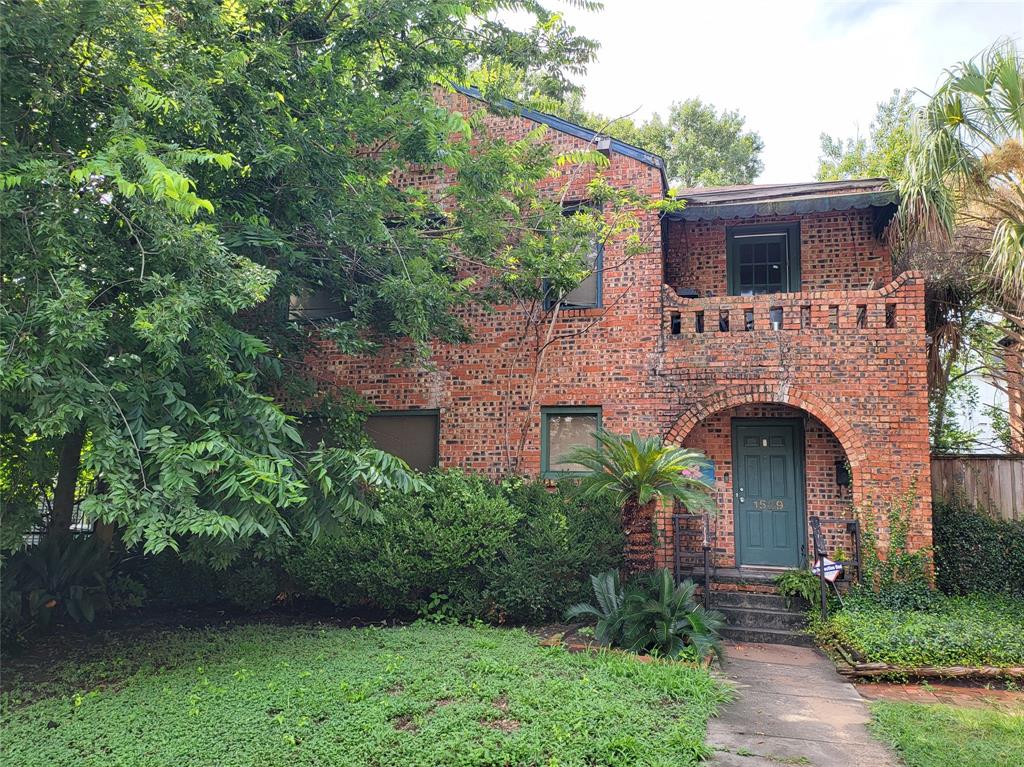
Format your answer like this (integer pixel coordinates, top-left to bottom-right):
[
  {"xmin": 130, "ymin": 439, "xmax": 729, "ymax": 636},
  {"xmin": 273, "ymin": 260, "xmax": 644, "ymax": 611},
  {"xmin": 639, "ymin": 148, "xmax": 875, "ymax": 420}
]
[
  {"xmin": 672, "ymin": 512, "xmax": 713, "ymax": 608},
  {"xmin": 808, "ymin": 516, "xmax": 862, "ymax": 620}
]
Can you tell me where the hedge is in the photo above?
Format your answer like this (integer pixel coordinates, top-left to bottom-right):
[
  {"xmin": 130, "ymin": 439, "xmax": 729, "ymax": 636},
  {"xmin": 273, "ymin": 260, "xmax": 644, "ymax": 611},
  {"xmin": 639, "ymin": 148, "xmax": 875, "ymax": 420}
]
[
  {"xmin": 283, "ymin": 470, "xmax": 624, "ymax": 623},
  {"xmin": 933, "ymin": 497, "xmax": 1024, "ymax": 597}
]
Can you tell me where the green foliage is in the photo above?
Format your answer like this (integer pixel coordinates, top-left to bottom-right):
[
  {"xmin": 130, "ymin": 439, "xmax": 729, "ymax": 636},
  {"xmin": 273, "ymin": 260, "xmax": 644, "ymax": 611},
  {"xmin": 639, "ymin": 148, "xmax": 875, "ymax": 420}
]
[
  {"xmin": 774, "ymin": 569, "xmax": 819, "ymax": 609},
  {"xmin": 934, "ymin": 497, "xmax": 1024, "ymax": 598},
  {"xmin": 480, "ymin": 478, "xmax": 625, "ymax": 623},
  {"xmin": 0, "ymin": 0, "xmax": 603, "ymax": 554},
  {"xmin": 567, "ymin": 569, "xmax": 725, "ymax": 661},
  {"xmin": 857, "ymin": 484, "xmax": 933, "ymax": 606},
  {"xmin": 870, "ymin": 700, "xmax": 1024, "ymax": 767},
  {"xmin": 620, "ymin": 570, "xmax": 725, "ymax": 662},
  {"xmin": 5, "ymin": 537, "xmax": 109, "ymax": 628},
  {"xmin": 561, "ymin": 97, "xmax": 764, "ymax": 188},
  {"xmin": 284, "ymin": 471, "xmax": 623, "ymax": 623},
  {"xmin": 899, "ymin": 39, "xmax": 1024, "ymax": 308},
  {"xmin": 811, "ymin": 593, "xmax": 1024, "ymax": 668},
  {"xmin": 105, "ymin": 573, "xmax": 148, "ymax": 612},
  {"xmin": 565, "ymin": 570, "xmax": 629, "ymax": 646},
  {"xmin": 817, "ymin": 90, "xmax": 916, "ymax": 182},
  {"xmin": 1, "ymin": 623, "xmax": 730, "ymax": 767},
  {"xmin": 569, "ymin": 431, "xmax": 714, "ymax": 512},
  {"xmin": 132, "ymin": 548, "xmax": 284, "ymax": 614},
  {"xmin": 219, "ymin": 564, "xmax": 281, "ymax": 614}
]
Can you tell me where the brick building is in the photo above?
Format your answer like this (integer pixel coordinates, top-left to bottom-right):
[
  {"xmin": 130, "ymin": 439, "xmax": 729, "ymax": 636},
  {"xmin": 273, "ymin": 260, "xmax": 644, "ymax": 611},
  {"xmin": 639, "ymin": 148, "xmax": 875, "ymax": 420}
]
[{"xmin": 300, "ymin": 87, "xmax": 932, "ymax": 590}]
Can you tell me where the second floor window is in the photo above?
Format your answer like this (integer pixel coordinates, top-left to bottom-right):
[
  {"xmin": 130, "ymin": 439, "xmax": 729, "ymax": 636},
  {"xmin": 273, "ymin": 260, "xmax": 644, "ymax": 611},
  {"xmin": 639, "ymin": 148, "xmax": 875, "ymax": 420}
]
[
  {"xmin": 547, "ymin": 202, "xmax": 602, "ymax": 309},
  {"xmin": 726, "ymin": 223, "xmax": 800, "ymax": 296}
]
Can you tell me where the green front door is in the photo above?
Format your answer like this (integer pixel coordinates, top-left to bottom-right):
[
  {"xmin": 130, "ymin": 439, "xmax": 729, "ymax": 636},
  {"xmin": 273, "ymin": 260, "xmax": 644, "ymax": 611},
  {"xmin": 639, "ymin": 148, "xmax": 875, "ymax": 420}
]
[{"xmin": 732, "ymin": 420, "xmax": 804, "ymax": 568}]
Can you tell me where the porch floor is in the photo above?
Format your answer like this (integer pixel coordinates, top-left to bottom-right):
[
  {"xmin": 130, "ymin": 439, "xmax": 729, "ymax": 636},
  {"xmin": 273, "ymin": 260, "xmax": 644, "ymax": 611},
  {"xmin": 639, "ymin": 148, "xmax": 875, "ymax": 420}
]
[{"xmin": 709, "ymin": 641, "xmax": 898, "ymax": 766}]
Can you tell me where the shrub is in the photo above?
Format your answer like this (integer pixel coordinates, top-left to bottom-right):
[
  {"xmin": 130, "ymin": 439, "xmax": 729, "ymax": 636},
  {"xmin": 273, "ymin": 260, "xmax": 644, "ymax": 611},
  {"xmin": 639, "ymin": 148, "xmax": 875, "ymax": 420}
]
[
  {"xmin": 567, "ymin": 568, "xmax": 725, "ymax": 661},
  {"xmin": 134, "ymin": 549, "xmax": 283, "ymax": 613},
  {"xmin": 5, "ymin": 536, "xmax": 109, "ymax": 627},
  {"xmin": 933, "ymin": 497, "xmax": 1024, "ymax": 597},
  {"xmin": 810, "ymin": 592, "xmax": 1024, "ymax": 668},
  {"xmin": 219, "ymin": 564, "xmax": 280, "ymax": 613},
  {"xmin": 284, "ymin": 470, "xmax": 623, "ymax": 623},
  {"xmin": 484, "ymin": 478, "xmax": 624, "ymax": 623}
]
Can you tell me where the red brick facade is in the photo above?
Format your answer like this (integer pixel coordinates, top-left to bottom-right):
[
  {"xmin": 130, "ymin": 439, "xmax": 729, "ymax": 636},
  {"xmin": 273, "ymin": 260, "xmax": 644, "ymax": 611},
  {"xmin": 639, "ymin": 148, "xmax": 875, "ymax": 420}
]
[{"xmin": 304, "ymin": 89, "xmax": 933, "ymax": 573}]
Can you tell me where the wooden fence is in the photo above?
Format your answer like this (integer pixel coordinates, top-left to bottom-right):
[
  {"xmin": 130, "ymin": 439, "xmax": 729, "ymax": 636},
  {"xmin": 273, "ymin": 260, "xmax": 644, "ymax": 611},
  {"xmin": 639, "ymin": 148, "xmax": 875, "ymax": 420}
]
[{"xmin": 931, "ymin": 455, "xmax": 1024, "ymax": 521}]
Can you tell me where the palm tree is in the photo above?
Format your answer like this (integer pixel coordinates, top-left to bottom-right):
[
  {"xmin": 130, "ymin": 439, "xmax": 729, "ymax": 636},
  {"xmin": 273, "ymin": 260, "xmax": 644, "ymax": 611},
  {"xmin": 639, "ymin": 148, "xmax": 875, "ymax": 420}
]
[
  {"xmin": 899, "ymin": 39, "xmax": 1024, "ymax": 311},
  {"xmin": 568, "ymin": 430, "xmax": 714, "ymax": 576},
  {"xmin": 897, "ymin": 39, "xmax": 1024, "ymax": 451}
]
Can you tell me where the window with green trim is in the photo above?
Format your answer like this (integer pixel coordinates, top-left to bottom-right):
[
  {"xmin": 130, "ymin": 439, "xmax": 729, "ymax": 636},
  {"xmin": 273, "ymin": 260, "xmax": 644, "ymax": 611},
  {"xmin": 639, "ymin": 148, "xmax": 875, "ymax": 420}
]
[
  {"xmin": 727, "ymin": 223, "xmax": 800, "ymax": 296},
  {"xmin": 541, "ymin": 406, "xmax": 601, "ymax": 476}
]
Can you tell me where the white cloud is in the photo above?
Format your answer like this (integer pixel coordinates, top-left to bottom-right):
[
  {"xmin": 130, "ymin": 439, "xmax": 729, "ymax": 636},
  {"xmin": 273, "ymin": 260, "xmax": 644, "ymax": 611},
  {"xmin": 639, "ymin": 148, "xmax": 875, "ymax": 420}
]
[{"xmin": 560, "ymin": 0, "xmax": 1023, "ymax": 182}]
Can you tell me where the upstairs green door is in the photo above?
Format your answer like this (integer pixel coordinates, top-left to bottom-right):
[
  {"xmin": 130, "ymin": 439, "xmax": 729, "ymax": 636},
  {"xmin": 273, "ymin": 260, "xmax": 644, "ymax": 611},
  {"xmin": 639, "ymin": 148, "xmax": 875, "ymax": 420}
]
[{"xmin": 732, "ymin": 420, "xmax": 804, "ymax": 568}]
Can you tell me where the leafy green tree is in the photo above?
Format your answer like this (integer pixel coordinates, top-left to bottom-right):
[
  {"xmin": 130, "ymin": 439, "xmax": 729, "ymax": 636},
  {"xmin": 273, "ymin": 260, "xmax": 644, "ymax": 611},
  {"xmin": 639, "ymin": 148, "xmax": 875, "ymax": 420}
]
[
  {"xmin": 568, "ymin": 431, "xmax": 713, "ymax": 575},
  {"xmin": 550, "ymin": 96, "xmax": 763, "ymax": 189},
  {"xmin": 816, "ymin": 90, "xmax": 916, "ymax": 181},
  {"xmin": 0, "ymin": 0, "xmax": 601, "ymax": 554},
  {"xmin": 645, "ymin": 99, "xmax": 764, "ymax": 188}
]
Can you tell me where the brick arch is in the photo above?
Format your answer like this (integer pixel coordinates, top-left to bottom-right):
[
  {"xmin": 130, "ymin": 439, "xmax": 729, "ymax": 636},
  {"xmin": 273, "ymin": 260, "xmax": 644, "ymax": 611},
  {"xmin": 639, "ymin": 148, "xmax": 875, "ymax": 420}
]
[{"xmin": 663, "ymin": 383, "xmax": 869, "ymax": 482}]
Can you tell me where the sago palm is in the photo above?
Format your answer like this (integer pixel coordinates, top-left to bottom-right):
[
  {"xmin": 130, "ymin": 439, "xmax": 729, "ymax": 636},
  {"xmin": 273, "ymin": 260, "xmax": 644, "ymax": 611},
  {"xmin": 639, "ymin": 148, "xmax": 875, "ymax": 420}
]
[
  {"xmin": 567, "ymin": 430, "xmax": 714, "ymax": 575},
  {"xmin": 621, "ymin": 569, "xmax": 726, "ymax": 662}
]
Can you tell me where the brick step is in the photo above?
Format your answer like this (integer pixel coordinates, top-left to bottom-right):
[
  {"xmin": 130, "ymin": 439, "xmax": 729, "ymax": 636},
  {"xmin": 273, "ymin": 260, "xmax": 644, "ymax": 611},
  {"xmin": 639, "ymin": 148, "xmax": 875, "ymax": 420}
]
[
  {"xmin": 711, "ymin": 591, "xmax": 806, "ymax": 611},
  {"xmin": 716, "ymin": 605, "xmax": 808, "ymax": 631},
  {"xmin": 720, "ymin": 625, "xmax": 815, "ymax": 647}
]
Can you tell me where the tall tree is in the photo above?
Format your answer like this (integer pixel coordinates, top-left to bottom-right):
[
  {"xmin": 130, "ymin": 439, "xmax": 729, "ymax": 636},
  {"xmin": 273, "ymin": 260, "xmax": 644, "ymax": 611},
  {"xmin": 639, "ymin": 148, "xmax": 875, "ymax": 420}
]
[
  {"xmin": 0, "ymin": 0, "xmax": 601, "ymax": 553},
  {"xmin": 551, "ymin": 96, "xmax": 763, "ymax": 189},
  {"xmin": 897, "ymin": 40, "xmax": 1024, "ymax": 452},
  {"xmin": 817, "ymin": 90, "xmax": 916, "ymax": 181}
]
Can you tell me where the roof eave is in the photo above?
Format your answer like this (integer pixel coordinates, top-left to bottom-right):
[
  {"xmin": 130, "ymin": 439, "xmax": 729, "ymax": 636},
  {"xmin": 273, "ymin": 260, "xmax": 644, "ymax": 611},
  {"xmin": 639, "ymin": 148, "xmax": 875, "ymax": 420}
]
[
  {"xmin": 450, "ymin": 84, "xmax": 669, "ymax": 192},
  {"xmin": 668, "ymin": 190, "xmax": 899, "ymax": 221}
]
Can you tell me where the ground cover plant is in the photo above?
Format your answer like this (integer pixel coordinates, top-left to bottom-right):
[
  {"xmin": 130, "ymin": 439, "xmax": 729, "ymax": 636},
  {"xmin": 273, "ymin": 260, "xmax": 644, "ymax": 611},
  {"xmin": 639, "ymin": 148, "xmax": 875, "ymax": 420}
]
[
  {"xmin": 1, "ymin": 622, "xmax": 729, "ymax": 767},
  {"xmin": 869, "ymin": 700, "xmax": 1024, "ymax": 767},
  {"xmin": 811, "ymin": 592, "xmax": 1024, "ymax": 669}
]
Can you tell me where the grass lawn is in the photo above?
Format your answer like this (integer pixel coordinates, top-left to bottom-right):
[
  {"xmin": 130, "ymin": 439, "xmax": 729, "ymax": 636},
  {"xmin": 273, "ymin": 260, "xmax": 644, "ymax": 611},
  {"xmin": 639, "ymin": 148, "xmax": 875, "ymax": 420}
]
[
  {"xmin": 1, "ymin": 622, "xmax": 729, "ymax": 767},
  {"xmin": 870, "ymin": 700, "xmax": 1024, "ymax": 767}
]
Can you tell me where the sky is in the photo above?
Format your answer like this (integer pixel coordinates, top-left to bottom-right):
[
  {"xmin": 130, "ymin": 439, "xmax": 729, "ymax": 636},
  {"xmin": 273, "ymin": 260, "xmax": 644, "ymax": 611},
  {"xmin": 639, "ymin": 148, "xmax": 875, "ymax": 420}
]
[{"xmin": 558, "ymin": 0, "xmax": 1024, "ymax": 183}]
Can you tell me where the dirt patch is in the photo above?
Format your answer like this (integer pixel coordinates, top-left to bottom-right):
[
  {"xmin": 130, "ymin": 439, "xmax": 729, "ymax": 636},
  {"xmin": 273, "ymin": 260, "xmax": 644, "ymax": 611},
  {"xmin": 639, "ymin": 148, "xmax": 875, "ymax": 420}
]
[
  {"xmin": 387, "ymin": 684, "xmax": 404, "ymax": 696},
  {"xmin": 434, "ymin": 697, "xmax": 455, "ymax": 708},
  {"xmin": 392, "ymin": 714, "xmax": 418, "ymax": 732},
  {"xmin": 493, "ymin": 695, "xmax": 509, "ymax": 712},
  {"xmin": 530, "ymin": 622, "xmax": 597, "ymax": 652},
  {"xmin": 480, "ymin": 717, "xmax": 520, "ymax": 732}
]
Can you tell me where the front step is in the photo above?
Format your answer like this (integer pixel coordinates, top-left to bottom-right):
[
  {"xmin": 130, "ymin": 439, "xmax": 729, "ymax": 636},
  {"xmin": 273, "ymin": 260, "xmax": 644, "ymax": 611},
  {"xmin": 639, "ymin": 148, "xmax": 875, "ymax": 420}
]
[
  {"xmin": 709, "ymin": 590, "xmax": 812, "ymax": 647},
  {"xmin": 719, "ymin": 625, "xmax": 815, "ymax": 647}
]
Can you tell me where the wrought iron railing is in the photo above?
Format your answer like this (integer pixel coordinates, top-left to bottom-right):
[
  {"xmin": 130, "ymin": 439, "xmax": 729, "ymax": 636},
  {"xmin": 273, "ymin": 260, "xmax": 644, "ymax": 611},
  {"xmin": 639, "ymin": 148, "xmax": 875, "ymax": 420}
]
[
  {"xmin": 672, "ymin": 511, "xmax": 715, "ymax": 608},
  {"xmin": 809, "ymin": 516, "xmax": 862, "ymax": 620}
]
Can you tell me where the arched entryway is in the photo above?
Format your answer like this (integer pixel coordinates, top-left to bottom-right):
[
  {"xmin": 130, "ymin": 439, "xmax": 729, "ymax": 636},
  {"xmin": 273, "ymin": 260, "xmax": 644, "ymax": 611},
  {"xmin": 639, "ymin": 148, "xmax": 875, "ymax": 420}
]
[{"xmin": 662, "ymin": 385, "xmax": 867, "ymax": 572}]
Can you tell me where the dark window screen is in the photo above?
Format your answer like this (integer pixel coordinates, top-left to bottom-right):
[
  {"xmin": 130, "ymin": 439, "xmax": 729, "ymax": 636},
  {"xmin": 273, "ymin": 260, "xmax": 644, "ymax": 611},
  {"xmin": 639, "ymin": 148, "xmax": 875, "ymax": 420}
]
[
  {"xmin": 734, "ymin": 235, "xmax": 787, "ymax": 295},
  {"xmin": 364, "ymin": 412, "xmax": 439, "ymax": 472},
  {"xmin": 288, "ymin": 288, "xmax": 348, "ymax": 321}
]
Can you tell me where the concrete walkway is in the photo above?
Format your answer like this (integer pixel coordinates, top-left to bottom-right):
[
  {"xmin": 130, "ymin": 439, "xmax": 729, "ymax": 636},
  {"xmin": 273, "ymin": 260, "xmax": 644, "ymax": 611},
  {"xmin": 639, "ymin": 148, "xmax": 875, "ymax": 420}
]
[{"xmin": 707, "ymin": 641, "xmax": 899, "ymax": 767}]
